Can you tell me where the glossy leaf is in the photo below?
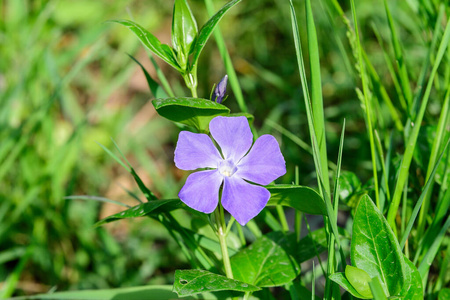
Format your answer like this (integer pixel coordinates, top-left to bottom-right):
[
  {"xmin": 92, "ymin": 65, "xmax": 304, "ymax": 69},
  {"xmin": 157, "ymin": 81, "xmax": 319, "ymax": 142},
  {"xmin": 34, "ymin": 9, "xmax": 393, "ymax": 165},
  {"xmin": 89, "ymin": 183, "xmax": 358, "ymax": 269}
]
[
  {"xmin": 110, "ymin": 20, "xmax": 181, "ymax": 71},
  {"xmin": 329, "ymin": 273, "xmax": 369, "ymax": 299},
  {"xmin": 266, "ymin": 185, "xmax": 326, "ymax": 215},
  {"xmin": 351, "ymin": 195, "xmax": 406, "ymax": 296},
  {"xmin": 173, "ymin": 269, "xmax": 260, "ymax": 297},
  {"xmin": 190, "ymin": 0, "xmax": 241, "ymax": 69},
  {"xmin": 172, "ymin": 0, "xmax": 198, "ymax": 70},
  {"xmin": 345, "ymin": 265, "xmax": 373, "ymax": 298},
  {"xmin": 95, "ymin": 199, "xmax": 182, "ymax": 226},
  {"xmin": 399, "ymin": 256, "xmax": 423, "ymax": 299},
  {"xmin": 230, "ymin": 231, "xmax": 300, "ymax": 287},
  {"xmin": 339, "ymin": 171, "xmax": 361, "ymax": 201},
  {"xmin": 152, "ymin": 97, "xmax": 230, "ymax": 132}
]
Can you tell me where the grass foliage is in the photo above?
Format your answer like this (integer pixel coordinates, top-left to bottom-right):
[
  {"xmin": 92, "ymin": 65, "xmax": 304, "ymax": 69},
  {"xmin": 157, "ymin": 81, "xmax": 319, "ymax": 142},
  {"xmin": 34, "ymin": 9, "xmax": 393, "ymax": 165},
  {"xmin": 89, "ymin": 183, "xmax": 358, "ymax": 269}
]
[{"xmin": 1, "ymin": 0, "xmax": 449, "ymax": 298}]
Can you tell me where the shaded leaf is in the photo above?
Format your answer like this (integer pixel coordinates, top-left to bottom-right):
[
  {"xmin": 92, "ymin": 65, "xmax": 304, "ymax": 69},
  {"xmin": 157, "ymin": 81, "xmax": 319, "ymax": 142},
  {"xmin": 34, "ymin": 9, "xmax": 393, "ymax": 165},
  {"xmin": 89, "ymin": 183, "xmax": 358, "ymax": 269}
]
[
  {"xmin": 266, "ymin": 185, "xmax": 326, "ymax": 215},
  {"xmin": 351, "ymin": 195, "xmax": 406, "ymax": 296},
  {"xmin": 231, "ymin": 231, "xmax": 300, "ymax": 287},
  {"xmin": 127, "ymin": 54, "xmax": 168, "ymax": 98},
  {"xmin": 190, "ymin": 0, "xmax": 241, "ymax": 69},
  {"xmin": 152, "ymin": 97, "xmax": 230, "ymax": 132},
  {"xmin": 110, "ymin": 20, "xmax": 181, "ymax": 71},
  {"xmin": 173, "ymin": 269, "xmax": 260, "ymax": 297},
  {"xmin": 95, "ymin": 199, "xmax": 182, "ymax": 226},
  {"xmin": 329, "ymin": 273, "xmax": 369, "ymax": 299}
]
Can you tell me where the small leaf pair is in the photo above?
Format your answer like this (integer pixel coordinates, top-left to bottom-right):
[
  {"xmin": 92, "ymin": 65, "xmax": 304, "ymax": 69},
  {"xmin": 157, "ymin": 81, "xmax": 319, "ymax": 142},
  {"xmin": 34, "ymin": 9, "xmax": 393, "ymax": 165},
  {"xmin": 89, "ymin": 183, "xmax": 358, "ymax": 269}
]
[{"xmin": 330, "ymin": 195, "xmax": 423, "ymax": 299}]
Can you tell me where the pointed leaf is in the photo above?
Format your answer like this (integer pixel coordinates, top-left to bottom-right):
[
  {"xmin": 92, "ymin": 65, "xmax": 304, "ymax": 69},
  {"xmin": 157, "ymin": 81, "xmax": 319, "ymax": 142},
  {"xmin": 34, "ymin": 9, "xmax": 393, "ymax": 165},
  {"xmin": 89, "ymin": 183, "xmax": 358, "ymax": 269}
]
[
  {"xmin": 172, "ymin": 0, "xmax": 198, "ymax": 70},
  {"xmin": 266, "ymin": 185, "xmax": 326, "ymax": 215},
  {"xmin": 230, "ymin": 232, "xmax": 300, "ymax": 287},
  {"xmin": 152, "ymin": 97, "xmax": 230, "ymax": 132},
  {"xmin": 110, "ymin": 19, "xmax": 181, "ymax": 71},
  {"xmin": 329, "ymin": 273, "xmax": 370, "ymax": 299},
  {"xmin": 345, "ymin": 265, "xmax": 373, "ymax": 298},
  {"xmin": 398, "ymin": 256, "xmax": 423, "ymax": 299},
  {"xmin": 439, "ymin": 289, "xmax": 450, "ymax": 300},
  {"xmin": 95, "ymin": 199, "xmax": 182, "ymax": 226},
  {"xmin": 190, "ymin": 0, "xmax": 241, "ymax": 69},
  {"xmin": 173, "ymin": 269, "xmax": 260, "ymax": 297},
  {"xmin": 351, "ymin": 195, "xmax": 406, "ymax": 296}
]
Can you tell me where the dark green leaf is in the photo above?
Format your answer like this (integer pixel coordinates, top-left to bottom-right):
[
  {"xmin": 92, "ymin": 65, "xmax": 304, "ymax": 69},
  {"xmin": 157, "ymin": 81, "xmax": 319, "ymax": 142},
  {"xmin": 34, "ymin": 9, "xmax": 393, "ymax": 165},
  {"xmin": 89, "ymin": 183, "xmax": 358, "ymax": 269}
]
[
  {"xmin": 130, "ymin": 168, "xmax": 158, "ymax": 201},
  {"xmin": 345, "ymin": 265, "xmax": 373, "ymax": 298},
  {"xmin": 439, "ymin": 289, "xmax": 450, "ymax": 300},
  {"xmin": 190, "ymin": 0, "xmax": 241, "ymax": 69},
  {"xmin": 95, "ymin": 199, "xmax": 182, "ymax": 226},
  {"xmin": 109, "ymin": 20, "xmax": 181, "ymax": 71},
  {"xmin": 351, "ymin": 195, "xmax": 406, "ymax": 296},
  {"xmin": 172, "ymin": 0, "xmax": 198, "ymax": 70},
  {"xmin": 152, "ymin": 97, "xmax": 230, "ymax": 132},
  {"xmin": 266, "ymin": 185, "xmax": 326, "ymax": 215},
  {"xmin": 173, "ymin": 269, "xmax": 260, "ymax": 297},
  {"xmin": 339, "ymin": 171, "xmax": 361, "ymax": 201},
  {"xmin": 231, "ymin": 231, "xmax": 300, "ymax": 287},
  {"xmin": 329, "ymin": 273, "xmax": 369, "ymax": 299}
]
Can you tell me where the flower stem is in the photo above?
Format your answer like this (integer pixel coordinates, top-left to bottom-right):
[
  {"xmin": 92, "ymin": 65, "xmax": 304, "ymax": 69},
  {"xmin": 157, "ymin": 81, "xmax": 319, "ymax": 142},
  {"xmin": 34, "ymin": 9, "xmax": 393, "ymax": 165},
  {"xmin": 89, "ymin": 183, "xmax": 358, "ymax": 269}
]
[{"xmin": 215, "ymin": 205, "xmax": 234, "ymax": 279}]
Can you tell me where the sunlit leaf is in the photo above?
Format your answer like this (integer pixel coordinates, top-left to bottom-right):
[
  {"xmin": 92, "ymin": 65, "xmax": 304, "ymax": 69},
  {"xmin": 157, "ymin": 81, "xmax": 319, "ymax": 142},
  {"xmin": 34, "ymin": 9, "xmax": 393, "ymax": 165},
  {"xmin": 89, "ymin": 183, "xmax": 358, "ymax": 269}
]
[
  {"xmin": 351, "ymin": 195, "xmax": 406, "ymax": 296},
  {"xmin": 152, "ymin": 97, "xmax": 230, "ymax": 132},
  {"xmin": 173, "ymin": 269, "xmax": 260, "ymax": 297},
  {"xmin": 266, "ymin": 185, "xmax": 326, "ymax": 215},
  {"xmin": 172, "ymin": 0, "xmax": 198, "ymax": 70}
]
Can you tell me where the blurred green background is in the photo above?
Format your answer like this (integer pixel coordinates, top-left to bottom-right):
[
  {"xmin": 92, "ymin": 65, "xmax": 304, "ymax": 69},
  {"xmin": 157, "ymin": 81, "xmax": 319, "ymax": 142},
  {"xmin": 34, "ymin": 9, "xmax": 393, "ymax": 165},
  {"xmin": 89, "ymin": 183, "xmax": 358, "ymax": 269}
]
[{"xmin": 0, "ymin": 0, "xmax": 444, "ymax": 297}]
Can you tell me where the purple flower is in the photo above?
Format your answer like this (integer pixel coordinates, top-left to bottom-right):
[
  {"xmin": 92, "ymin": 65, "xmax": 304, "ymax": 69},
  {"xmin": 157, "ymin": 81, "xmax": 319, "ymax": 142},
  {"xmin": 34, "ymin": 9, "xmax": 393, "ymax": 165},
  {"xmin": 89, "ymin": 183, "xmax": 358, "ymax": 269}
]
[
  {"xmin": 213, "ymin": 75, "xmax": 228, "ymax": 104},
  {"xmin": 174, "ymin": 116, "xmax": 286, "ymax": 225}
]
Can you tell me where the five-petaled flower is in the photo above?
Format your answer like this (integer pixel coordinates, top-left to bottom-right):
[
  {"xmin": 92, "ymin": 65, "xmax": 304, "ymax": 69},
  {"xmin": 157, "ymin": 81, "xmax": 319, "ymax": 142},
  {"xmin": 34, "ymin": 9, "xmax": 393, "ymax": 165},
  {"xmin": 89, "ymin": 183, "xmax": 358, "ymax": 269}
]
[{"xmin": 174, "ymin": 116, "xmax": 286, "ymax": 225}]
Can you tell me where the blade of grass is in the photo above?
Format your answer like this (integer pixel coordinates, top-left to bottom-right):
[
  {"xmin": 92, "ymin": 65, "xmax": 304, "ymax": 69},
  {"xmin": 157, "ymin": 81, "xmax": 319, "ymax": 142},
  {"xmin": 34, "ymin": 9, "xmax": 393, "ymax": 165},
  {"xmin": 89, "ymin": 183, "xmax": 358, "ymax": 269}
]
[
  {"xmin": 350, "ymin": 0, "xmax": 380, "ymax": 209},
  {"xmin": 387, "ymin": 18, "xmax": 450, "ymax": 228},
  {"xmin": 383, "ymin": 0, "xmax": 413, "ymax": 108},
  {"xmin": 204, "ymin": 0, "xmax": 248, "ymax": 114},
  {"xmin": 399, "ymin": 139, "xmax": 450, "ymax": 250},
  {"xmin": 306, "ymin": 0, "xmax": 330, "ymax": 195},
  {"xmin": 417, "ymin": 88, "xmax": 450, "ymax": 236},
  {"xmin": 64, "ymin": 195, "xmax": 131, "ymax": 208}
]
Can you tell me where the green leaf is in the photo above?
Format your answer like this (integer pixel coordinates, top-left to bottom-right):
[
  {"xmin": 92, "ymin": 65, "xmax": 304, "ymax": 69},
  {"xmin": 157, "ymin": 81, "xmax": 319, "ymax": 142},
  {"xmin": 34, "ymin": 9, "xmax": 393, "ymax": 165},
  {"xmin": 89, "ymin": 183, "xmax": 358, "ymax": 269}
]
[
  {"xmin": 127, "ymin": 54, "xmax": 168, "ymax": 98},
  {"xmin": 109, "ymin": 20, "xmax": 181, "ymax": 71},
  {"xmin": 95, "ymin": 199, "xmax": 182, "ymax": 226},
  {"xmin": 230, "ymin": 231, "xmax": 300, "ymax": 287},
  {"xmin": 351, "ymin": 195, "xmax": 406, "ymax": 296},
  {"xmin": 130, "ymin": 167, "xmax": 158, "ymax": 201},
  {"xmin": 339, "ymin": 171, "xmax": 361, "ymax": 201},
  {"xmin": 329, "ymin": 273, "xmax": 370, "ymax": 299},
  {"xmin": 173, "ymin": 269, "xmax": 260, "ymax": 297},
  {"xmin": 172, "ymin": 0, "xmax": 198, "ymax": 70},
  {"xmin": 266, "ymin": 185, "xmax": 326, "ymax": 215},
  {"xmin": 345, "ymin": 265, "xmax": 373, "ymax": 298},
  {"xmin": 439, "ymin": 289, "xmax": 450, "ymax": 300},
  {"xmin": 152, "ymin": 97, "xmax": 230, "ymax": 132},
  {"xmin": 17, "ymin": 285, "xmax": 221, "ymax": 300},
  {"xmin": 190, "ymin": 0, "xmax": 241, "ymax": 70},
  {"xmin": 369, "ymin": 276, "xmax": 388, "ymax": 300},
  {"xmin": 398, "ymin": 256, "xmax": 423, "ymax": 299}
]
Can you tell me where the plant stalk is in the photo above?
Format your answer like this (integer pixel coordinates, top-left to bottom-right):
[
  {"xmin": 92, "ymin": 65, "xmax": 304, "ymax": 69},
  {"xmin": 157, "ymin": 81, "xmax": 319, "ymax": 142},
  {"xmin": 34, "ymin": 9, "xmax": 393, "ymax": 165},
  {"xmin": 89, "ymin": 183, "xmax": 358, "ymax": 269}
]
[{"xmin": 215, "ymin": 205, "xmax": 234, "ymax": 279}]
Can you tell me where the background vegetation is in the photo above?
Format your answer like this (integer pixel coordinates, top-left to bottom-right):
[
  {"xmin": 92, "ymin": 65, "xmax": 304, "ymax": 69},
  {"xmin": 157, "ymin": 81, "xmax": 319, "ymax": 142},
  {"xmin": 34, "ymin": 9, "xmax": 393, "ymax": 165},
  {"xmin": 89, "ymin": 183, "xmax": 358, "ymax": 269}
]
[{"xmin": 1, "ymin": 0, "xmax": 448, "ymax": 298}]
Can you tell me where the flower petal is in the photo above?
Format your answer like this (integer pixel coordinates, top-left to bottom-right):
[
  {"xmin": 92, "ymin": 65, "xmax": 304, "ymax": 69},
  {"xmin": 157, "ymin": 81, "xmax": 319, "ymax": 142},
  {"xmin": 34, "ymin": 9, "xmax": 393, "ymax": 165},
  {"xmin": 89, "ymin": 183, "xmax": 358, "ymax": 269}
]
[
  {"xmin": 235, "ymin": 135, "xmax": 286, "ymax": 185},
  {"xmin": 222, "ymin": 176, "xmax": 270, "ymax": 225},
  {"xmin": 174, "ymin": 131, "xmax": 222, "ymax": 170},
  {"xmin": 209, "ymin": 116, "xmax": 253, "ymax": 163},
  {"xmin": 179, "ymin": 170, "xmax": 223, "ymax": 214}
]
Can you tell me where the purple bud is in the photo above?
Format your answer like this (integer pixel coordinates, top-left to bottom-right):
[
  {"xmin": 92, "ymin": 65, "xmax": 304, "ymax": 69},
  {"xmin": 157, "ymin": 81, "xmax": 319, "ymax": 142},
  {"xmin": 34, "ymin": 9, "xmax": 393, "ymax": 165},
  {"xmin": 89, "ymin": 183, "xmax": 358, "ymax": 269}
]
[{"xmin": 213, "ymin": 75, "xmax": 228, "ymax": 104}]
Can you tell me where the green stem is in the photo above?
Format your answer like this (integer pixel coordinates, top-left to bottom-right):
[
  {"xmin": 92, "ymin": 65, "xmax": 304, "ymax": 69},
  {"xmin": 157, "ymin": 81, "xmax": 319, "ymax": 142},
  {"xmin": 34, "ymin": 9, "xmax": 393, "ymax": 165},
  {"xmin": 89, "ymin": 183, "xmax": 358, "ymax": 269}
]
[{"xmin": 215, "ymin": 205, "xmax": 234, "ymax": 279}]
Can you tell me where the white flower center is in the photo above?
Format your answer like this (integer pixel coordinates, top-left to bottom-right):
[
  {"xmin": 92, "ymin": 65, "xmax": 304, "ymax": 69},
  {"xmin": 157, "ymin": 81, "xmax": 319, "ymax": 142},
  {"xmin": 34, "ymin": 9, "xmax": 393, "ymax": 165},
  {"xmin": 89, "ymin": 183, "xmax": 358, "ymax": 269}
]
[{"xmin": 218, "ymin": 159, "xmax": 237, "ymax": 177}]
